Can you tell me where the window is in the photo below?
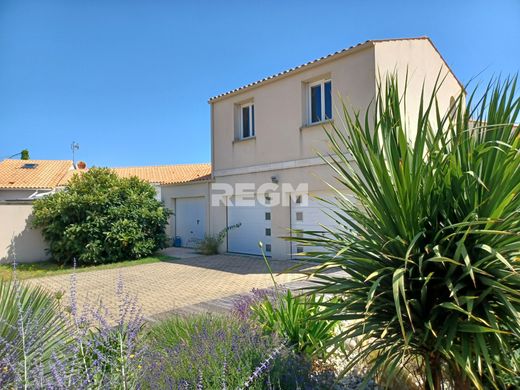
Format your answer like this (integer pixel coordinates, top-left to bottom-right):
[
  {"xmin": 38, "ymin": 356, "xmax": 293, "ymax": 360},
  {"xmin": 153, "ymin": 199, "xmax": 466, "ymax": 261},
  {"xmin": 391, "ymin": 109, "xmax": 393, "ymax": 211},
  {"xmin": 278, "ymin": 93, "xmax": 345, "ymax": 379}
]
[
  {"xmin": 240, "ymin": 103, "xmax": 255, "ymax": 139},
  {"xmin": 265, "ymin": 228, "xmax": 271, "ymax": 236},
  {"xmin": 308, "ymin": 80, "xmax": 332, "ymax": 124},
  {"xmin": 265, "ymin": 212, "xmax": 271, "ymax": 221}
]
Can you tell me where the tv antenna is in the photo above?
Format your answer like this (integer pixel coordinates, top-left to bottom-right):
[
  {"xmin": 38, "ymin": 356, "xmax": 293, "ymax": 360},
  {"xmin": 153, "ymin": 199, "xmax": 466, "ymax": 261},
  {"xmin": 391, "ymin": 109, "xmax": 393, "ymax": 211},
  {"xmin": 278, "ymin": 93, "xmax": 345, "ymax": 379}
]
[{"xmin": 71, "ymin": 141, "xmax": 80, "ymax": 168}]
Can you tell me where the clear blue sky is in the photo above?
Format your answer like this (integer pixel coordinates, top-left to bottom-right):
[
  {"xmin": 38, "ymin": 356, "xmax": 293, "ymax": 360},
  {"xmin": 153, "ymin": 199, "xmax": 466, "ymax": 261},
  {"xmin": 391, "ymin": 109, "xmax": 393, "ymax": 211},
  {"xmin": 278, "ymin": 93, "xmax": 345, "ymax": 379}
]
[{"xmin": 1, "ymin": 0, "xmax": 518, "ymax": 167}]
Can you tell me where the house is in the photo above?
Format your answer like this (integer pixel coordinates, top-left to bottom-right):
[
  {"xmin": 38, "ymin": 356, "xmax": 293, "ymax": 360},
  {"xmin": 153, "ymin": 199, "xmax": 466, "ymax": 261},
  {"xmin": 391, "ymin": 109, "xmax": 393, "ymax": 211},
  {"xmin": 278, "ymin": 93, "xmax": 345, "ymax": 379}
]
[
  {"xmin": 0, "ymin": 159, "xmax": 75, "ymax": 201},
  {"xmin": 0, "ymin": 160, "xmax": 211, "ymax": 262},
  {"xmin": 207, "ymin": 37, "xmax": 464, "ymax": 259},
  {"xmin": 1, "ymin": 36, "xmax": 464, "ymax": 263}
]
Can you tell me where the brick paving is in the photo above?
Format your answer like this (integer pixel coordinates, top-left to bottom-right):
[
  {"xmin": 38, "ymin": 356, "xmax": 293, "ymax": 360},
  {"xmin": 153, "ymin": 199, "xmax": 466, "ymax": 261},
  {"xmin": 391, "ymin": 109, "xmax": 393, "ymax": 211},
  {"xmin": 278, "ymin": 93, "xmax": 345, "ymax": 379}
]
[{"xmin": 27, "ymin": 252, "xmax": 315, "ymax": 321}]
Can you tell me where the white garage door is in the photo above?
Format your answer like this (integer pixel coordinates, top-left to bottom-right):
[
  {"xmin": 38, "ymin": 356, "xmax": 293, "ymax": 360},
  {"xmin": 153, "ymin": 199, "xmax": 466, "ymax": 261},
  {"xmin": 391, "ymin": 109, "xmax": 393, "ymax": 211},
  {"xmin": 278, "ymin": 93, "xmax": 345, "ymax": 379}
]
[
  {"xmin": 227, "ymin": 195, "xmax": 272, "ymax": 256},
  {"xmin": 175, "ymin": 197, "xmax": 206, "ymax": 248},
  {"xmin": 291, "ymin": 192, "xmax": 351, "ymax": 257}
]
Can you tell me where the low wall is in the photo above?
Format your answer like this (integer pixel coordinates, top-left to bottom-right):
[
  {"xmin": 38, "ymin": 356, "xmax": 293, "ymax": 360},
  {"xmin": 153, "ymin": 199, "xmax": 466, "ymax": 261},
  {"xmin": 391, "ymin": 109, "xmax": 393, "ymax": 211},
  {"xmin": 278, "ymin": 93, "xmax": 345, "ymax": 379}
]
[{"xmin": 0, "ymin": 202, "xmax": 49, "ymax": 264}]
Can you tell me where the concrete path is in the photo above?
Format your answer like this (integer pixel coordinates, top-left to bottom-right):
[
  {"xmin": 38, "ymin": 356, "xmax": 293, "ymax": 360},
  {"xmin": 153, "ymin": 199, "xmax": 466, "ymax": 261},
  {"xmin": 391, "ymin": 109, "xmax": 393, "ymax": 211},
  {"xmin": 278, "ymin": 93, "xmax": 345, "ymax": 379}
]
[{"xmin": 27, "ymin": 252, "xmax": 318, "ymax": 321}]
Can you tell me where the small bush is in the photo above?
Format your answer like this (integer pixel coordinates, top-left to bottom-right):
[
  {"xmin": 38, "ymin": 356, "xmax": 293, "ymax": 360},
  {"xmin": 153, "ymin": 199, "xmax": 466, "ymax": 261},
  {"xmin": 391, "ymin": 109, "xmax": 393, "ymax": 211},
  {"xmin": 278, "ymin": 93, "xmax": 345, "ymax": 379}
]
[
  {"xmin": 252, "ymin": 290, "xmax": 338, "ymax": 359},
  {"xmin": 32, "ymin": 167, "xmax": 170, "ymax": 265},
  {"xmin": 195, "ymin": 223, "xmax": 241, "ymax": 255}
]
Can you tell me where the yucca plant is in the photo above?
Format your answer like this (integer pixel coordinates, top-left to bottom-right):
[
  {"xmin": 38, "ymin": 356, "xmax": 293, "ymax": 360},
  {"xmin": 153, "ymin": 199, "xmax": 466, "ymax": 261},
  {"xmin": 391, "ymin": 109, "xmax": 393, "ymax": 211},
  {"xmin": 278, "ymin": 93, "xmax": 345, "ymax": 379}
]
[
  {"xmin": 0, "ymin": 278, "xmax": 68, "ymax": 387},
  {"xmin": 295, "ymin": 76, "xmax": 520, "ymax": 389}
]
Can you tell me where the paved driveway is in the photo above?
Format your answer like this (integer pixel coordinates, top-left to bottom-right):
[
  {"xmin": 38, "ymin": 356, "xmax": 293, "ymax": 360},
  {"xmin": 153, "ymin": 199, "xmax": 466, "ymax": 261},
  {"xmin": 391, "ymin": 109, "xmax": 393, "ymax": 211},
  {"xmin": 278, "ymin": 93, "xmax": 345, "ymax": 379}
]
[{"xmin": 27, "ymin": 250, "xmax": 313, "ymax": 321}]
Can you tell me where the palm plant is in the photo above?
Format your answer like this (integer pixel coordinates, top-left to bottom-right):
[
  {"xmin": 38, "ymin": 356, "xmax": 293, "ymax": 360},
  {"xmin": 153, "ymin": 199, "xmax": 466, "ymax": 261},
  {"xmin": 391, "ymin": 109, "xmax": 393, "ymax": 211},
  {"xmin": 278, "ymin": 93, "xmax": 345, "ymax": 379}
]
[
  {"xmin": 295, "ymin": 76, "xmax": 520, "ymax": 389},
  {"xmin": 0, "ymin": 278, "xmax": 68, "ymax": 387}
]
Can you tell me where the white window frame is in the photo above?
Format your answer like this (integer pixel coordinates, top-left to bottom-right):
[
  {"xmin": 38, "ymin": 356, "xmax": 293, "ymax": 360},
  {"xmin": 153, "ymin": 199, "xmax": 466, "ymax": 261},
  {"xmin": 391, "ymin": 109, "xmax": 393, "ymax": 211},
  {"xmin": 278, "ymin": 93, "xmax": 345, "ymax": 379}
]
[
  {"xmin": 240, "ymin": 102, "xmax": 255, "ymax": 139},
  {"xmin": 308, "ymin": 79, "xmax": 332, "ymax": 125}
]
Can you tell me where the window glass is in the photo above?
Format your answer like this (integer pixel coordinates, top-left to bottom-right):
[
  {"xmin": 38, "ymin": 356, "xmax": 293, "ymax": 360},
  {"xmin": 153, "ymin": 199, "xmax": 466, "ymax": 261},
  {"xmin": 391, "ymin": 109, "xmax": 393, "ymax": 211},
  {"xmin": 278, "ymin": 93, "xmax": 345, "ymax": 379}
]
[
  {"xmin": 251, "ymin": 105, "xmax": 255, "ymax": 135},
  {"xmin": 324, "ymin": 81, "xmax": 332, "ymax": 120},
  {"xmin": 242, "ymin": 106, "xmax": 250, "ymax": 138},
  {"xmin": 310, "ymin": 85, "xmax": 322, "ymax": 123}
]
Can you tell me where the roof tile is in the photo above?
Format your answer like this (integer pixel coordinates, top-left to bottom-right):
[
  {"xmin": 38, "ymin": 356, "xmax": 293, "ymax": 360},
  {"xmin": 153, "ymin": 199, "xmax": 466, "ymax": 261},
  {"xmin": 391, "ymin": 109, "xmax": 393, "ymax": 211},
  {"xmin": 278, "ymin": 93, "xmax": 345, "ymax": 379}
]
[
  {"xmin": 0, "ymin": 159, "xmax": 73, "ymax": 189},
  {"xmin": 111, "ymin": 163, "xmax": 212, "ymax": 185}
]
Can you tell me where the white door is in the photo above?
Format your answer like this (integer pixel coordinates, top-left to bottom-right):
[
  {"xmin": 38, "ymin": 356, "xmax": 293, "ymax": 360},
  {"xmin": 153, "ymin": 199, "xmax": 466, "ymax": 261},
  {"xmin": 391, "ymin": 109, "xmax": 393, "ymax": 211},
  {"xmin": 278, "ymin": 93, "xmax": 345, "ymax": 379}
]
[
  {"xmin": 227, "ymin": 195, "xmax": 272, "ymax": 256},
  {"xmin": 175, "ymin": 197, "xmax": 206, "ymax": 247},
  {"xmin": 291, "ymin": 192, "xmax": 351, "ymax": 257}
]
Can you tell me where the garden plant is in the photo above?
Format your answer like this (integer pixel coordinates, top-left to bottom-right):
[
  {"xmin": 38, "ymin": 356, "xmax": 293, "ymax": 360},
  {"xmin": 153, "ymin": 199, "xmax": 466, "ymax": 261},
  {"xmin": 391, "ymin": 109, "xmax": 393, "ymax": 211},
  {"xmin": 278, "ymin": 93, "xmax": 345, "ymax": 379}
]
[
  {"xmin": 32, "ymin": 168, "xmax": 170, "ymax": 265},
  {"xmin": 294, "ymin": 76, "xmax": 520, "ymax": 389}
]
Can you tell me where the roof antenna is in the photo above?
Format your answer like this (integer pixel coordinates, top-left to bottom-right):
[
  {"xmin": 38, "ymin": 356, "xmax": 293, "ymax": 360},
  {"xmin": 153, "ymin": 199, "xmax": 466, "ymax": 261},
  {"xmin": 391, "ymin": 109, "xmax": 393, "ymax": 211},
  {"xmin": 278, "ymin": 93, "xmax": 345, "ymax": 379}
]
[{"xmin": 71, "ymin": 141, "xmax": 80, "ymax": 168}]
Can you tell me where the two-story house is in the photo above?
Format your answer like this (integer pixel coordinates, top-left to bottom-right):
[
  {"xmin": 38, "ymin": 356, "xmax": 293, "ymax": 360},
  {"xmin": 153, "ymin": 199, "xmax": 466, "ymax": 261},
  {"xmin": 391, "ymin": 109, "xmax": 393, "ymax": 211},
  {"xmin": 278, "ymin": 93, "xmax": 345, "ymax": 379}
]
[{"xmin": 207, "ymin": 37, "xmax": 463, "ymax": 259}]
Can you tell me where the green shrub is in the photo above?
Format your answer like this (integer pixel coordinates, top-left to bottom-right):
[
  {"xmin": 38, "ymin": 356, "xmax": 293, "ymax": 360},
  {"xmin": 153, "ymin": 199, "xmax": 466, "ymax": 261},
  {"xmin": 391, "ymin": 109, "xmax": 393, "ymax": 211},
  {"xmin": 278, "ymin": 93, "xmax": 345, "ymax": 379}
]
[
  {"xmin": 32, "ymin": 168, "xmax": 170, "ymax": 265},
  {"xmin": 252, "ymin": 290, "xmax": 337, "ymax": 359},
  {"xmin": 297, "ymin": 77, "xmax": 520, "ymax": 389},
  {"xmin": 195, "ymin": 223, "xmax": 241, "ymax": 255}
]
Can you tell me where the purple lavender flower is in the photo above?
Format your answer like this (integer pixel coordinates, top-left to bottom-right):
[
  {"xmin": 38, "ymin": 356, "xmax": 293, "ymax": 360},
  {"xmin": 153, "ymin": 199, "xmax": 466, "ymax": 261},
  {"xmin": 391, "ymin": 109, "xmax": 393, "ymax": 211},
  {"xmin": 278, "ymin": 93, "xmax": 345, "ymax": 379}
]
[{"xmin": 240, "ymin": 341, "xmax": 286, "ymax": 389}]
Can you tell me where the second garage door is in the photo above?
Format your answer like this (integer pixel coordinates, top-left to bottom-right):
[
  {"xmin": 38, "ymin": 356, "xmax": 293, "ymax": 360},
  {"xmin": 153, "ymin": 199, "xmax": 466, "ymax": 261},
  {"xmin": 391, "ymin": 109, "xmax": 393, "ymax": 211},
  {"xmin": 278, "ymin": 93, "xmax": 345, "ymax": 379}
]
[
  {"xmin": 227, "ymin": 195, "xmax": 272, "ymax": 256},
  {"xmin": 291, "ymin": 192, "xmax": 351, "ymax": 257},
  {"xmin": 175, "ymin": 197, "xmax": 206, "ymax": 248}
]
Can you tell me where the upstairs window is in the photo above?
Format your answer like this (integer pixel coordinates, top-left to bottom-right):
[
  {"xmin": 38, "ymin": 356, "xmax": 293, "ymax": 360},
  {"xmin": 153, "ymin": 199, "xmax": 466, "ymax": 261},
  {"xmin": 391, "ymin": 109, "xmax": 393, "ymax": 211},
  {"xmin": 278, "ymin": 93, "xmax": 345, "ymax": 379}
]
[
  {"xmin": 240, "ymin": 103, "xmax": 255, "ymax": 139},
  {"xmin": 308, "ymin": 80, "xmax": 332, "ymax": 124}
]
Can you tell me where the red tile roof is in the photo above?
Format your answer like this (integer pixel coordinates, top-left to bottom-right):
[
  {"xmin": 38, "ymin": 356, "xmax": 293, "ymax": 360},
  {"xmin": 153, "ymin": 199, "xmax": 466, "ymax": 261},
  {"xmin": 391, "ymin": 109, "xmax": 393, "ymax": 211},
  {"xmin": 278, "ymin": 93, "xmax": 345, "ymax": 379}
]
[
  {"xmin": 0, "ymin": 159, "xmax": 73, "ymax": 189},
  {"xmin": 0, "ymin": 160, "xmax": 212, "ymax": 189},
  {"xmin": 111, "ymin": 163, "xmax": 212, "ymax": 185}
]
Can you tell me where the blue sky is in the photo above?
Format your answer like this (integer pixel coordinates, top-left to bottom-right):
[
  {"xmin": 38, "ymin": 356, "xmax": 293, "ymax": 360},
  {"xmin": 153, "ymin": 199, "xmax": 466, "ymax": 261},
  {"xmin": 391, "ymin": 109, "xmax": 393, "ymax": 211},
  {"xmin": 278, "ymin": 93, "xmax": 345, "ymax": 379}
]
[{"xmin": 0, "ymin": 0, "xmax": 518, "ymax": 167}]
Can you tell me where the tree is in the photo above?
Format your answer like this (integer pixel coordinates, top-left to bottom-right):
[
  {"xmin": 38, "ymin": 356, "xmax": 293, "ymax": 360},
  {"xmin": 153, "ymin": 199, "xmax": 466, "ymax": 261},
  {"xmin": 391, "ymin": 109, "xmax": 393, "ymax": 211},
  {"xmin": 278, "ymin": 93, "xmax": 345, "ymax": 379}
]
[
  {"xmin": 20, "ymin": 149, "xmax": 29, "ymax": 160},
  {"xmin": 32, "ymin": 168, "xmax": 170, "ymax": 265},
  {"xmin": 296, "ymin": 77, "xmax": 520, "ymax": 389}
]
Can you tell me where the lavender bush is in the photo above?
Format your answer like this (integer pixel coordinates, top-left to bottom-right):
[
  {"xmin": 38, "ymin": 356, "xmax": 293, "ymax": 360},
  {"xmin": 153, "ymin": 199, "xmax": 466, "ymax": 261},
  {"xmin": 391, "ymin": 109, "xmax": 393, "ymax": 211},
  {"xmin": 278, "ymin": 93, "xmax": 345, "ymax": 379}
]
[
  {"xmin": 142, "ymin": 313, "xmax": 280, "ymax": 389},
  {"xmin": 231, "ymin": 288, "xmax": 276, "ymax": 322},
  {"xmin": 0, "ymin": 266, "xmax": 145, "ymax": 389},
  {"xmin": 1, "ymin": 265, "xmax": 344, "ymax": 389}
]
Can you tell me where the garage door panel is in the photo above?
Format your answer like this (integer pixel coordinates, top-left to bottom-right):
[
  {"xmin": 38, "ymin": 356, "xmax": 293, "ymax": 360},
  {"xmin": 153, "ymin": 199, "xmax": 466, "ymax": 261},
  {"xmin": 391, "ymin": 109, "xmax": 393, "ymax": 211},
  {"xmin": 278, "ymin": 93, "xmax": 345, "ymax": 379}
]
[
  {"xmin": 227, "ymin": 196, "xmax": 271, "ymax": 256},
  {"xmin": 175, "ymin": 197, "xmax": 206, "ymax": 248},
  {"xmin": 291, "ymin": 192, "xmax": 352, "ymax": 257}
]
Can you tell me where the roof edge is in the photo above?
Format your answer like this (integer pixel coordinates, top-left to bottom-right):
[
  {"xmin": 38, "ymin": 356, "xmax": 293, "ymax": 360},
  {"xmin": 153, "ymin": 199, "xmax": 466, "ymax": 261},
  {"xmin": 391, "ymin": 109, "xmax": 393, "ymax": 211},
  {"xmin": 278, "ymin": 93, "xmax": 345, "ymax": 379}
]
[
  {"xmin": 208, "ymin": 39, "xmax": 376, "ymax": 103},
  {"xmin": 208, "ymin": 36, "xmax": 465, "ymax": 103}
]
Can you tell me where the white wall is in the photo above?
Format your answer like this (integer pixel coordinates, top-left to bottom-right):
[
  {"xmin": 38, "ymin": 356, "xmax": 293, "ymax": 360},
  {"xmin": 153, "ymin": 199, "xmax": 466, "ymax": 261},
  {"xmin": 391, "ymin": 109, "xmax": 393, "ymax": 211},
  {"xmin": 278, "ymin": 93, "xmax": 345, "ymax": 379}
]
[{"xmin": 0, "ymin": 202, "xmax": 49, "ymax": 264}]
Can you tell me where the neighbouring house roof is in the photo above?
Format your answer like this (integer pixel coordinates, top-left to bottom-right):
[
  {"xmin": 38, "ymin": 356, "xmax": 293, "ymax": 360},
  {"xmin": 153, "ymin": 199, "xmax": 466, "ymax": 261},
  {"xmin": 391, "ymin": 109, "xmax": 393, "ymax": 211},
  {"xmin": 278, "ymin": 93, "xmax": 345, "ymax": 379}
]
[
  {"xmin": 0, "ymin": 159, "xmax": 212, "ymax": 190},
  {"xmin": 0, "ymin": 159, "xmax": 73, "ymax": 189},
  {"xmin": 112, "ymin": 163, "xmax": 212, "ymax": 185},
  {"xmin": 59, "ymin": 163, "xmax": 212, "ymax": 186},
  {"xmin": 208, "ymin": 37, "xmax": 464, "ymax": 103}
]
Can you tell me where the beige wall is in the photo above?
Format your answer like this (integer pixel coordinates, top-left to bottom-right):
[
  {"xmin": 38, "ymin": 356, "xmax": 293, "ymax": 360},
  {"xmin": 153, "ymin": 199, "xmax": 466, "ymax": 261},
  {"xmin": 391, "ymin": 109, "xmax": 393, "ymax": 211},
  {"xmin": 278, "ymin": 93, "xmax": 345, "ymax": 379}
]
[
  {"xmin": 0, "ymin": 202, "xmax": 49, "ymax": 264},
  {"xmin": 208, "ymin": 38, "xmax": 464, "ymax": 260},
  {"xmin": 160, "ymin": 181, "xmax": 211, "ymax": 241},
  {"xmin": 374, "ymin": 39, "xmax": 464, "ymax": 140},
  {"xmin": 211, "ymin": 45, "xmax": 376, "ymax": 174}
]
